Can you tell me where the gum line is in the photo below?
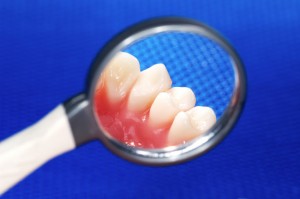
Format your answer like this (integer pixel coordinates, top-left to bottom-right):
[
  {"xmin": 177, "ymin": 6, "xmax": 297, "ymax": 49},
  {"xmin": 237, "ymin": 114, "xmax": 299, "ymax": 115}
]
[{"xmin": 94, "ymin": 86, "xmax": 170, "ymax": 149}]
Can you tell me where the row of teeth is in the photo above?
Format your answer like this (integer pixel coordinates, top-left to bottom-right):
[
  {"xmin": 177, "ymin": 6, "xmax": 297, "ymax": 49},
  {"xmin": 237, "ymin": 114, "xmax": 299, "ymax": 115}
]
[{"xmin": 101, "ymin": 52, "xmax": 216, "ymax": 145}]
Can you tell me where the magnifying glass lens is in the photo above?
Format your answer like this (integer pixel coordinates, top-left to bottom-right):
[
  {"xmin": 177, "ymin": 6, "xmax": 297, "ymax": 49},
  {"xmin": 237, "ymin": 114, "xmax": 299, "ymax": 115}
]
[{"xmin": 94, "ymin": 31, "xmax": 236, "ymax": 149}]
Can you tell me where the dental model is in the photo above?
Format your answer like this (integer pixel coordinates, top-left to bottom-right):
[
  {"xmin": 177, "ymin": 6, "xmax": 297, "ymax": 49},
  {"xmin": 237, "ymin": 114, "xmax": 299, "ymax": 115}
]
[{"xmin": 94, "ymin": 52, "xmax": 216, "ymax": 148}]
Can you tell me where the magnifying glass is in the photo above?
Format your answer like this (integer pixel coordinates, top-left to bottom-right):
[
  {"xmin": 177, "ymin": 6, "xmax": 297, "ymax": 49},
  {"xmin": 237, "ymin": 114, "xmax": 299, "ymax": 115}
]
[{"xmin": 0, "ymin": 17, "xmax": 246, "ymax": 194}]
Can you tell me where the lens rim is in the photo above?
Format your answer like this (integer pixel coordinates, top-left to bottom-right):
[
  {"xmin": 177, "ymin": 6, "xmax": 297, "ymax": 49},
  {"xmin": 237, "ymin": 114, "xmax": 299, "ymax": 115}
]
[{"xmin": 86, "ymin": 17, "xmax": 247, "ymax": 165}]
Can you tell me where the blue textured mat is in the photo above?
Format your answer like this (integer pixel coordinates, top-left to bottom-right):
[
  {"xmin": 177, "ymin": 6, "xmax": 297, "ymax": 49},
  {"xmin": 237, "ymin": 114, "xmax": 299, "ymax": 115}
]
[{"xmin": 0, "ymin": 0, "xmax": 299, "ymax": 198}]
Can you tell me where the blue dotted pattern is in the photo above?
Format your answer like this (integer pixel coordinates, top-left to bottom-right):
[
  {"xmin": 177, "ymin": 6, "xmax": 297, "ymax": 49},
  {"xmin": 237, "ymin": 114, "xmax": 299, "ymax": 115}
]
[{"xmin": 124, "ymin": 32, "xmax": 235, "ymax": 118}]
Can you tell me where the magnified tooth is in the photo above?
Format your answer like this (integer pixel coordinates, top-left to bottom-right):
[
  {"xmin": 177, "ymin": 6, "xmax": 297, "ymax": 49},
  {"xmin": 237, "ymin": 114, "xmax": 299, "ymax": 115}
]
[
  {"xmin": 168, "ymin": 87, "xmax": 196, "ymax": 110},
  {"xmin": 168, "ymin": 106, "xmax": 216, "ymax": 146},
  {"xmin": 103, "ymin": 52, "xmax": 140, "ymax": 104},
  {"xmin": 127, "ymin": 64, "xmax": 172, "ymax": 112},
  {"xmin": 149, "ymin": 87, "xmax": 196, "ymax": 127}
]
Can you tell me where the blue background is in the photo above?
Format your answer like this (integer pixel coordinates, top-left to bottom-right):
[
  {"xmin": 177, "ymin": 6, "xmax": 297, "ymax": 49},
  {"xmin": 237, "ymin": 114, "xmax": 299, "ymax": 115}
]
[{"xmin": 0, "ymin": 0, "xmax": 299, "ymax": 198}]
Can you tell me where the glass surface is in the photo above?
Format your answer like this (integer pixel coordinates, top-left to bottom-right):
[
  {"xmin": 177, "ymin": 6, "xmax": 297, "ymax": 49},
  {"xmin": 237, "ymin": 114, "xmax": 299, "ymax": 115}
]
[{"xmin": 94, "ymin": 31, "xmax": 235, "ymax": 149}]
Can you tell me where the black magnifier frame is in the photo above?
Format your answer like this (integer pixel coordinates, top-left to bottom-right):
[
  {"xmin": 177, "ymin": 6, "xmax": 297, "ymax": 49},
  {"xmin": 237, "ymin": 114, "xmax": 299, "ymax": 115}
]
[{"xmin": 64, "ymin": 17, "xmax": 247, "ymax": 166}]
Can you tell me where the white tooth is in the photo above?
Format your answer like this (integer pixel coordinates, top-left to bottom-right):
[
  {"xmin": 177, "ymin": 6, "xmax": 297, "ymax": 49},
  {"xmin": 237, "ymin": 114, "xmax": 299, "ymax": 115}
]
[
  {"xmin": 148, "ymin": 92, "xmax": 178, "ymax": 127},
  {"xmin": 127, "ymin": 64, "xmax": 172, "ymax": 112},
  {"xmin": 167, "ymin": 87, "xmax": 196, "ymax": 110},
  {"xmin": 168, "ymin": 106, "xmax": 216, "ymax": 146},
  {"xmin": 167, "ymin": 112, "xmax": 194, "ymax": 145},
  {"xmin": 149, "ymin": 87, "xmax": 196, "ymax": 127},
  {"xmin": 186, "ymin": 106, "xmax": 216, "ymax": 132},
  {"xmin": 103, "ymin": 52, "xmax": 140, "ymax": 104}
]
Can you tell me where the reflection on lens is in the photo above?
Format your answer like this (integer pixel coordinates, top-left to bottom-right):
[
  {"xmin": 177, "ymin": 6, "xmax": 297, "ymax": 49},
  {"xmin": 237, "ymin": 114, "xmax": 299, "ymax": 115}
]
[{"xmin": 94, "ymin": 31, "xmax": 235, "ymax": 149}]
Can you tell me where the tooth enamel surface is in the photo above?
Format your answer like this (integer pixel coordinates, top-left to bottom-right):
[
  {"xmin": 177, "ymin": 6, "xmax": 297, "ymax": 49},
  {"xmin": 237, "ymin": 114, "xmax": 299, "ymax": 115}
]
[
  {"xmin": 149, "ymin": 87, "xmax": 196, "ymax": 127},
  {"xmin": 103, "ymin": 52, "xmax": 140, "ymax": 104},
  {"xmin": 148, "ymin": 92, "xmax": 178, "ymax": 127},
  {"xmin": 187, "ymin": 106, "xmax": 216, "ymax": 133},
  {"xmin": 127, "ymin": 64, "xmax": 172, "ymax": 112},
  {"xmin": 167, "ymin": 87, "xmax": 196, "ymax": 110},
  {"xmin": 168, "ymin": 106, "xmax": 216, "ymax": 146}
]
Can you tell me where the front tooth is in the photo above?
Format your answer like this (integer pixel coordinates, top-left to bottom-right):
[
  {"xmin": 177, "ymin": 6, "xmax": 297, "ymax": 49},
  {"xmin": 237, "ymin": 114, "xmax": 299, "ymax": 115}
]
[
  {"xmin": 103, "ymin": 52, "xmax": 140, "ymax": 104},
  {"xmin": 149, "ymin": 87, "xmax": 196, "ymax": 127},
  {"xmin": 168, "ymin": 106, "xmax": 216, "ymax": 146},
  {"xmin": 127, "ymin": 64, "xmax": 172, "ymax": 112}
]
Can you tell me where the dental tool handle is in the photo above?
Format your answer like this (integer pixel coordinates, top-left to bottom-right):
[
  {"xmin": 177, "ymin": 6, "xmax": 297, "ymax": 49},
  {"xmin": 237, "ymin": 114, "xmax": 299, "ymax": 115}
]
[{"xmin": 0, "ymin": 105, "xmax": 76, "ymax": 195}]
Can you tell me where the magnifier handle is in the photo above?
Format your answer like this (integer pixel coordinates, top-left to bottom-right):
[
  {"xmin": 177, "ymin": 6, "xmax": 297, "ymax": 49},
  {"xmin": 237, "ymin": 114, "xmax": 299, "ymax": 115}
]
[{"xmin": 0, "ymin": 105, "xmax": 76, "ymax": 195}]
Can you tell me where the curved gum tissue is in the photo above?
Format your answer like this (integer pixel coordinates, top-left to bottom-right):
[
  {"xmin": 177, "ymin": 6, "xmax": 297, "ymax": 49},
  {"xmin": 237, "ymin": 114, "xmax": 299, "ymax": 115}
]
[{"xmin": 94, "ymin": 52, "xmax": 216, "ymax": 149}]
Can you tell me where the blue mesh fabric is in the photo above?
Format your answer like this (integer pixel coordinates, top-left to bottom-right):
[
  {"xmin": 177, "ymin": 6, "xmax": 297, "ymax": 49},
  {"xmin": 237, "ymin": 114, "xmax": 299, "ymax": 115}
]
[{"xmin": 124, "ymin": 32, "xmax": 235, "ymax": 118}]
